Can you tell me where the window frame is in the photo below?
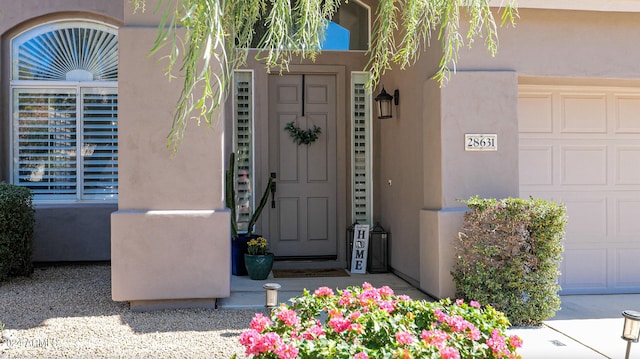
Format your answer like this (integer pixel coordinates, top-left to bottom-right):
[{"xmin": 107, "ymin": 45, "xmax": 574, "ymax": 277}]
[{"xmin": 9, "ymin": 20, "xmax": 118, "ymax": 203}]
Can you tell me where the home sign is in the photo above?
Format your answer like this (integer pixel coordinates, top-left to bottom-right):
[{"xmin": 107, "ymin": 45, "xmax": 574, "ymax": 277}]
[{"xmin": 350, "ymin": 224, "xmax": 370, "ymax": 274}]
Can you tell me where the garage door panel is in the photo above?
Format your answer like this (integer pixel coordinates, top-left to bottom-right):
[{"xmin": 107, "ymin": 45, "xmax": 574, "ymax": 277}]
[
  {"xmin": 561, "ymin": 197, "xmax": 608, "ymax": 239},
  {"xmin": 561, "ymin": 249, "xmax": 607, "ymax": 289},
  {"xmin": 615, "ymin": 95, "xmax": 640, "ymax": 133},
  {"xmin": 519, "ymin": 145, "xmax": 553, "ymax": 185},
  {"xmin": 616, "ymin": 147, "xmax": 640, "ymax": 184},
  {"xmin": 561, "ymin": 94, "xmax": 607, "ymax": 133},
  {"xmin": 616, "ymin": 198, "xmax": 640, "ymax": 236},
  {"xmin": 616, "ymin": 249, "xmax": 640, "ymax": 287},
  {"xmin": 519, "ymin": 93, "xmax": 553, "ymax": 133},
  {"xmin": 561, "ymin": 146, "xmax": 607, "ymax": 185}
]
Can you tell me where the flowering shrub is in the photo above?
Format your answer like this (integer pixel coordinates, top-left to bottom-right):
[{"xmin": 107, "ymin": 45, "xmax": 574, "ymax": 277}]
[
  {"xmin": 234, "ymin": 283, "xmax": 522, "ymax": 359},
  {"xmin": 247, "ymin": 237, "xmax": 269, "ymax": 255}
]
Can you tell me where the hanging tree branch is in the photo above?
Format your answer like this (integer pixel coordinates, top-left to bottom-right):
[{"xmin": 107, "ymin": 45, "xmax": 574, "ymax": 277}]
[{"xmin": 130, "ymin": 0, "xmax": 517, "ymax": 152}]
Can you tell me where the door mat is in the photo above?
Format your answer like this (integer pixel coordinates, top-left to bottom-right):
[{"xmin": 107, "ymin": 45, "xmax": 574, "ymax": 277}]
[{"xmin": 272, "ymin": 268, "xmax": 350, "ymax": 278}]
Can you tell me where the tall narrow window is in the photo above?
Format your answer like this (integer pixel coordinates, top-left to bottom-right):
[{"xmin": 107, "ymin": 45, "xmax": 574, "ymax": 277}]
[
  {"xmin": 351, "ymin": 72, "xmax": 372, "ymax": 224},
  {"xmin": 233, "ymin": 71, "xmax": 254, "ymax": 232},
  {"xmin": 11, "ymin": 21, "xmax": 118, "ymax": 201}
]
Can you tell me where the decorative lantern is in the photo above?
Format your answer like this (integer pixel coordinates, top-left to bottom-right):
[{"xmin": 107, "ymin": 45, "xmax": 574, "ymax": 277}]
[
  {"xmin": 622, "ymin": 310, "xmax": 640, "ymax": 359},
  {"xmin": 375, "ymin": 87, "xmax": 399, "ymax": 119},
  {"xmin": 368, "ymin": 222, "xmax": 389, "ymax": 273}
]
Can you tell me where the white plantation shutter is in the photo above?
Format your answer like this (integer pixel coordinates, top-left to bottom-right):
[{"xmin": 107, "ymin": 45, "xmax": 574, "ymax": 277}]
[
  {"xmin": 234, "ymin": 71, "xmax": 254, "ymax": 231},
  {"xmin": 351, "ymin": 73, "xmax": 373, "ymax": 224},
  {"xmin": 11, "ymin": 21, "xmax": 118, "ymax": 201},
  {"xmin": 13, "ymin": 89, "xmax": 78, "ymax": 198},
  {"xmin": 81, "ymin": 89, "xmax": 118, "ymax": 199}
]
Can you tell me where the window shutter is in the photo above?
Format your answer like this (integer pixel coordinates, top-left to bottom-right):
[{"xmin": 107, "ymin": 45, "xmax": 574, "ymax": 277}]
[
  {"xmin": 234, "ymin": 71, "xmax": 254, "ymax": 231},
  {"xmin": 351, "ymin": 73, "xmax": 373, "ymax": 224},
  {"xmin": 14, "ymin": 89, "xmax": 78, "ymax": 198},
  {"xmin": 81, "ymin": 89, "xmax": 118, "ymax": 199}
]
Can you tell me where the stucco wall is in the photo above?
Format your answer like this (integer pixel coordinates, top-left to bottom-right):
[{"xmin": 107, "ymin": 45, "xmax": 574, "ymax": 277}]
[
  {"xmin": 111, "ymin": 2, "xmax": 230, "ymax": 306},
  {"xmin": 459, "ymin": 8, "xmax": 640, "ymax": 80},
  {"xmin": 0, "ymin": 0, "xmax": 123, "ymax": 262}
]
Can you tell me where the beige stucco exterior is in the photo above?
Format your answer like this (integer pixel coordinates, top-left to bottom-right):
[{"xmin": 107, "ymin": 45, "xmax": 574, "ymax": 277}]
[
  {"xmin": 110, "ymin": 4, "xmax": 230, "ymax": 307},
  {"xmin": 4, "ymin": 1, "xmax": 640, "ymax": 306}
]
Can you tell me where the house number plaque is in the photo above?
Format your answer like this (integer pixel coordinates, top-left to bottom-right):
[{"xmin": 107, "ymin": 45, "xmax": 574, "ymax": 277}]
[{"xmin": 465, "ymin": 134, "xmax": 497, "ymax": 151}]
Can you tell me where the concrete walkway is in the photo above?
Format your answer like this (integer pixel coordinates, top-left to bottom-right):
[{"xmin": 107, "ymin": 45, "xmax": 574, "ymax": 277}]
[{"xmin": 218, "ymin": 272, "xmax": 639, "ymax": 359}]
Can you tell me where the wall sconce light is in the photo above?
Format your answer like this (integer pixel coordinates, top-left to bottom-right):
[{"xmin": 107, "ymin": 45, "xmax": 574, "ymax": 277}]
[
  {"xmin": 263, "ymin": 282, "xmax": 281, "ymax": 308},
  {"xmin": 622, "ymin": 310, "xmax": 640, "ymax": 359},
  {"xmin": 375, "ymin": 87, "xmax": 399, "ymax": 119}
]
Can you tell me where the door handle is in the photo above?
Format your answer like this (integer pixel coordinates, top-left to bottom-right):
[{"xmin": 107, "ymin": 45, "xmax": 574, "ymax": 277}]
[{"xmin": 270, "ymin": 172, "xmax": 277, "ymax": 208}]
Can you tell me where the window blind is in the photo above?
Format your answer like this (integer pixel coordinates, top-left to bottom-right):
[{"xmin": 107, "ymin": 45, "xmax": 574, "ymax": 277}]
[
  {"xmin": 351, "ymin": 73, "xmax": 373, "ymax": 224},
  {"xmin": 81, "ymin": 89, "xmax": 118, "ymax": 199},
  {"xmin": 234, "ymin": 71, "xmax": 254, "ymax": 231},
  {"xmin": 14, "ymin": 89, "xmax": 78, "ymax": 198}
]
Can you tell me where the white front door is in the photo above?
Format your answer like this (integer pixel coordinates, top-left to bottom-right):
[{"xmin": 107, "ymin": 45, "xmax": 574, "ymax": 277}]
[{"xmin": 268, "ymin": 74, "xmax": 338, "ymax": 257}]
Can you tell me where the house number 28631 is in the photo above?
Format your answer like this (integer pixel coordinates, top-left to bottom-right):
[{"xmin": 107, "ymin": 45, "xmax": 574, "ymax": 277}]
[{"xmin": 465, "ymin": 134, "xmax": 497, "ymax": 151}]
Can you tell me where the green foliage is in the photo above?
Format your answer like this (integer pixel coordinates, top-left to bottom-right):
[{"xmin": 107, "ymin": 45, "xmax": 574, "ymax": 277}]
[
  {"xmin": 0, "ymin": 183, "xmax": 35, "ymax": 282},
  {"xmin": 225, "ymin": 153, "xmax": 273, "ymax": 238},
  {"xmin": 130, "ymin": 0, "xmax": 517, "ymax": 151},
  {"xmin": 236, "ymin": 283, "xmax": 522, "ymax": 358},
  {"xmin": 452, "ymin": 196, "xmax": 567, "ymax": 326}
]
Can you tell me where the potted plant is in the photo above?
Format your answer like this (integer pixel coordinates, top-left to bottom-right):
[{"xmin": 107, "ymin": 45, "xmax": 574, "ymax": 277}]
[
  {"xmin": 244, "ymin": 236, "xmax": 274, "ymax": 280},
  {"xmin": 226, "ymin": 153, "xmax": 274, "ymax": 275}
]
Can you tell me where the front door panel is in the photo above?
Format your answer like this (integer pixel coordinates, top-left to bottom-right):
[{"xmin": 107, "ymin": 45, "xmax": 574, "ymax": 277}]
[{"xmin": 268, "ymin": 74, "xmax": 337, "ymax": 257}]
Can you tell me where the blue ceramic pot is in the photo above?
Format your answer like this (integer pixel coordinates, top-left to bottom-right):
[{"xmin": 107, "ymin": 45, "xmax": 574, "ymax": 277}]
[{"xmin": 244, "ymin": 253, "xmax": 274, "ymax": 280}]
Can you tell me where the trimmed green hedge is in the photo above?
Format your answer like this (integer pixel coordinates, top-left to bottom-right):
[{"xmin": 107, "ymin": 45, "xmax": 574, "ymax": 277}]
[
  {"xmin": 0, "ymin": 183, "xmax": 35, "ymax": 282},
  {"xmin": 452, "ymin": 196, "xmax": 567, "ymax": 326}
]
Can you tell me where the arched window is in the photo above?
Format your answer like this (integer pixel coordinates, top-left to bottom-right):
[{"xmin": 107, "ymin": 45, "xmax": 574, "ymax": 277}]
[{"xmin": 11, "ymin": 21, "xmax": 118, "ymax": 201}]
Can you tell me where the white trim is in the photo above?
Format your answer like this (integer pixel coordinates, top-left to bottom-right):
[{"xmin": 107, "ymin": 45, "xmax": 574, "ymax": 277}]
[{"xmin": 491, "ymin": 0, "xmax": 640, "ymax": 12}]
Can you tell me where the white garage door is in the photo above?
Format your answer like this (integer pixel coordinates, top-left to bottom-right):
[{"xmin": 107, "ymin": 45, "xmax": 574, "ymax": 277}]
[{"xmin": 519, "ymin": 84, "xmax": 640, "ymax": 294}]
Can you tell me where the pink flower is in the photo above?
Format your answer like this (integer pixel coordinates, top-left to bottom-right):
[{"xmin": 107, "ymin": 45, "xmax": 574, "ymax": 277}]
[
  {"xmin": 239, "ymin": 329, "xmax": 261, "ymax": 356},
  {"xmin": 456, "ymin": 299, "xmax": 464, "ymax": 306},
  {"xmin": 467, "ymin": 325, "xmax": 481, "ymax": 341},
  {"xmin": 445, "ymin": 315, "xmax": 470, "ymax": 333},
  {"xmin": 328, "ymin": 316, "xmax": 351, "ymax": 333},
  {"xmin": 440, "ymin": 346, "xmax": 460, "ymax": 359},
  {"xmin": 395, "ymin": 331, "xmax": 415, "ymax": 345},
  {"xmin": 434, "ymin": 309, "xmax": 447, "ymax": 322},
  {"xmin": 314, "ymin": 286, "xmax": 334, "ymax": 297},
  {"xmin": 421, "ymin": 329, "xmax": 449, "ymax": 349},
  {"xmin": 274, "ymin": 343, "xmax": 299, "ymax": 359},
  {"xmin": 362, "ymin": 282, "xmax": 373, "ymax": 290},
  {"xmin": 509, "ymin": 335, "xmax": 523, "ymax": 348},
  {"xmin": 378, "ymin": 285, "xmax": 394, "ymax": 297},
  {"xmin": 302, "ymin": 324, "xmax": 325, "ymax": 340},
  {"xmin": 339, "ymin": 290, "xmax": 355, "ymax": 306},
  {"xmin": 357, "ymin": 288, "xmax": 381, "ymax": 305},
  {"xmin": 350, "ymin": 311, "xmax": 362, "ymax": 320},
  {"xmin": 487, "ymin": 329, "xmax": 510, "ymax": 356},
  {"xmin": 397, "ymin": 295, "xmax": 411, "ymax": 301},
  {"xmin": 250, "ymin": 313, "xmax": 273, "ymax": 332},
  {"xmin": 470, "ymin": 300, "xmax": 481, "ymax": 308},
  {"xmin": 354, "ymin": 352, "xmax": 369, "ymax": 359},
  {"xmin": 276, "ymin": 309, "xmax": 300, "ymax": 327},
  {"xmin": 378, "ymin": 300, "xmax": 396, "ymax": 313}
]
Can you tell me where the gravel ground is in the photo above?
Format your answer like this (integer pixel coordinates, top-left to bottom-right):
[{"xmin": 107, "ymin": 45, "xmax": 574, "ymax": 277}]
[{"xmin": 0, "ymin": 264, "xmax": 255, "ymax": 359}]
